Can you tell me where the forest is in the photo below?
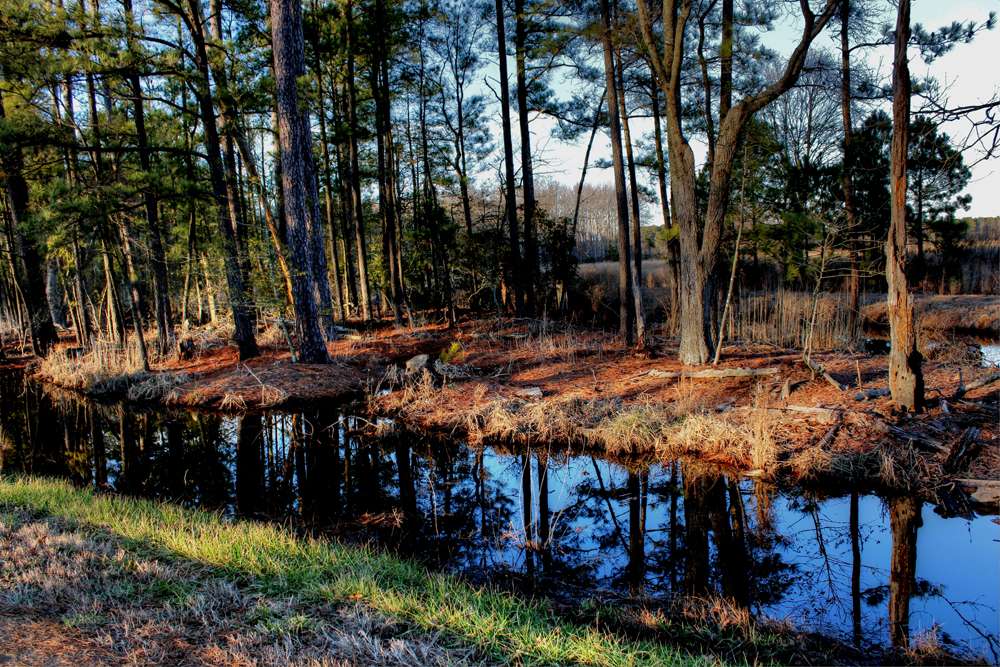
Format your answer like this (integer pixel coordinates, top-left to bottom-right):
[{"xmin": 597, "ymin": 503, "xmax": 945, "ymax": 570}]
[{"xmin": 1, "ymin": 0, "xmax": 999, "ymax": 664}]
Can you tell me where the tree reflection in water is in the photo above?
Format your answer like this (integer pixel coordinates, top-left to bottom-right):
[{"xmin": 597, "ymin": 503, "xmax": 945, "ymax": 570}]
[{"xmin": 0, "ymin": 372, "xmax": 996, "ymax": 658}]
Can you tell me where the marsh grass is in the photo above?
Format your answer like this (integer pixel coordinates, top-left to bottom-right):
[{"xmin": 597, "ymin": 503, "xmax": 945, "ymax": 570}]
[
  {"xmin": 0, "ymin": 476, "xmax": 726, "ymax": 667},
  {"xmin": 37, "ymin": 336, "xmax": 188, "ymax": 401}
]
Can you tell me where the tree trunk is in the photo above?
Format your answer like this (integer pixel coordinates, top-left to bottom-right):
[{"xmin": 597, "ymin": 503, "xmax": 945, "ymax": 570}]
[
  {"xmin": 599, "ymin": 0, "xmax": 640, "ymax": 347},
  {"xmin": 650, "ymin": 81, "xmax": 679, "ymax": 325},
  {"xmin": 888, "ymin": 496, "xmax": 921, "ymax": 649},
  {"xmin": 345, "ymin": 0, "xmax": 372, "ymax": 321},
  {"xmin": 184, "ymin": 0, "xmax": 258, "ymax": 359},
  {"xmin": 887, "ymin": 0, "xmax": 923, "ymax": 412},
  {"xmin": 514, "ymin": 0, "xmax": 536, "ymax": 313},
  {"xmin": 839, "ymin": 0, "xmax": 861, "ymax": 337},
  {"xmin": 271, "ymin": 0, "xmax": 331, "ymax": 362},
  {"xmin": 0, "ymin": 77, "xmax": 58, "ymax": 355},
  {"xmin": 124, "ymin": 0, "xmax": 172, "ymax": 354},
  {"xmin": 495, "ymin": 0, "xmax": 522, "ymax": 314}
]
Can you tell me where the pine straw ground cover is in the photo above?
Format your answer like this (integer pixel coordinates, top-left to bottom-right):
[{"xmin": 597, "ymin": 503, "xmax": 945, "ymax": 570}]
[{"xmin": 370, "ymin": 322, "xmax": 999, "ymax": 493}]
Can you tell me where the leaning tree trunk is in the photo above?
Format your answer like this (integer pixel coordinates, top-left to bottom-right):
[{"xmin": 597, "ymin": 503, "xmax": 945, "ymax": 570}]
[
  {"xmin": 886, "ymin": 0, "xmax": 923, "ymax": 412},
  {"xmin": 270, "ymin": 0, "xmax": 331, "ymax": 363},
  {"xmin": 184, "ymin": 0, "xmax": 258, "ymax": 359}
]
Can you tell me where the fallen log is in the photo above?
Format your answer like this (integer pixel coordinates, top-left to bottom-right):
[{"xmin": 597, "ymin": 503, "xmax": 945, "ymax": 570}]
[
  {"xmin": 954, "ymin": 479, "xmax": 1000, "ymax": 505},
  {"xmin": 854, "ymin": 387, "xmax": 890, "ymax": 401},
  {"xmin": 735, "ymin": 405, "xmax": 842, "ymax": 422},
  {"xmin": 644, "ymin": 367, "xmax": 779, "ymax": 380},
  {"xmin": 886, "ymin": 424, "xmax": 947, "ymax": 453},
  {"xmin": 952, "ymin": 370, "xmax": 1000, "ymax": 400}
]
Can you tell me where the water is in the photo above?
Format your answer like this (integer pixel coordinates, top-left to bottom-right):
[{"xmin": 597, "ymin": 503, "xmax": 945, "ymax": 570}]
[{"xmin": 1, "ymin": 370, "xmax": 997, "ymax": 661}]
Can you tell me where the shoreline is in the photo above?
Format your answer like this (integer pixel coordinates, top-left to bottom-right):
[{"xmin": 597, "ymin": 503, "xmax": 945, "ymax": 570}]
[{"xmin": 7, "ymin": 315, "xmax": 999, "ymax": 497}]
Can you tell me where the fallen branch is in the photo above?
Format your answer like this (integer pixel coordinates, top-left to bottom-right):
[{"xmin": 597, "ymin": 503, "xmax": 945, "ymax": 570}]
[
  {"xmin": 803, "ymin": 357, "xmax": 846, "ymax": 391},
  {"xmin": 854, "ymin": 387, "xmax": 890, "ymax": 401},
  {"xmin": 644, "ymin": 367, "xmax": 779, "ymax": 380},
  {"xmin": 943, "ymin": 427, "xmax": 981, "ymax": 474},
  {"xmin": 885, "ymin": 423, "xmax": 947, "ymax": 453},
  {"xmin": 817, "ymin": 415, "xmax": 844, "ymax": 448}
]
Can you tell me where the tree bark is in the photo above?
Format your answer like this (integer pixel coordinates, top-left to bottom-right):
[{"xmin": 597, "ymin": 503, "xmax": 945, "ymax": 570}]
[
  {"xmin": 271, "ymin": 0, "xmax": 331, "ymax": 362},
  {"xmin": 887, "ymin": 0, "xmax": 923, "ymax": 412}
]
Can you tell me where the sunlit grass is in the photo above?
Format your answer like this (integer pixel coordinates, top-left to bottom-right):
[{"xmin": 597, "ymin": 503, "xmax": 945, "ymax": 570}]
[{"xmin": 0, "ymin": 475, "xmax": 725, "ymax": 667}]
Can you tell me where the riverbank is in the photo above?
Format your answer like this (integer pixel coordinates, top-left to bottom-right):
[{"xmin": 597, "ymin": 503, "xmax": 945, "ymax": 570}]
[
  {"xmin": 0, "ymin": 475, "xmax": 935, "ymax": 667},
  {"xmin": 11, "ymin": 312, "xmax": 1000, "ymax": 495}
]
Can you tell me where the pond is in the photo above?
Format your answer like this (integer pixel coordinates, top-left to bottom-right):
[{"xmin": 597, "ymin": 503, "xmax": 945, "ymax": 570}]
[{"xmin": 1, "ymin": 369, "xmax": 997, "ymax": 662}]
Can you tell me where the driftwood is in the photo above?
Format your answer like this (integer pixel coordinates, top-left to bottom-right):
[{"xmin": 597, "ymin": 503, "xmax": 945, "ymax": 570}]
[
  {"xmin": 803, "ymin": 357, "xmax": 846, "ymax": 391},
  {"xmin": 644, "ymin": 367, "xmax": 779, "ymax": 380},
  {"xmin": 943, "ymin": 427, "xmax": 981, "ymax": 474},
  {"xmin": 953, "ymin": 370, "xmax": 1000, "ymax": 400}
]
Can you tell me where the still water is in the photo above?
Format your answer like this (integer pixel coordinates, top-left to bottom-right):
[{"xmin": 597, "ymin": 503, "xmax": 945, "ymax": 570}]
[{"xmin": 1, "ymin": 370, "xmax": 997, "ymax": 661}]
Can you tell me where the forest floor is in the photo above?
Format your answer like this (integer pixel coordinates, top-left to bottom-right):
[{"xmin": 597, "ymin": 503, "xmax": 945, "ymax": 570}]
[
  {"xmin": 8, "ymin": 293, "xmax": 1000, "ymax": 498},
  {"xmin": 0, "ymin": 476, "xmax": 977, "ymax": 667}
]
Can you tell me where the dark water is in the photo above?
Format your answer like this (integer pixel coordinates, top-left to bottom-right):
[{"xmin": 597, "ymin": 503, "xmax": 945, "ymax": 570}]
[{"xmin": 1, "ymin": 371, "xmax": 997, "ymax": 661}]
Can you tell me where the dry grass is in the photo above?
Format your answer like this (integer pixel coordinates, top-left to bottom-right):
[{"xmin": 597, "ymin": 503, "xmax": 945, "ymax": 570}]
[
  {"xmin": 732, "ymin": 289, "xmax": 857, "ymax": 351},
  {"xmin": 36, "ymin": 337, "xmax": 187, "ymax": 402},
  {"xmin": 863, "ymin": 294, "xmax": 999, "ymax": 336}
]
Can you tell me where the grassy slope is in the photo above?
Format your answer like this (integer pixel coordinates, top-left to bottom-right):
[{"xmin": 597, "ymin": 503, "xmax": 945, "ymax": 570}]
[{"xmin": 0, "ymin": 476, "xmax": 724, "ymax": 667}]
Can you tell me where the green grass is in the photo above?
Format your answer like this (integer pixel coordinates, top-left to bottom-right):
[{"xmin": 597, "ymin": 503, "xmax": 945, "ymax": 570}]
[{"xmin": 0, "ymin": 475, "xmax": 724, "ymax": 667}]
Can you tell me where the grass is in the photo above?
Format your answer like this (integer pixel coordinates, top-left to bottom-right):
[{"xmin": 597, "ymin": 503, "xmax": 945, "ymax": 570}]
[{"xmin": 0, "ymin": 475, "xmax": 727, "ymax": 667}]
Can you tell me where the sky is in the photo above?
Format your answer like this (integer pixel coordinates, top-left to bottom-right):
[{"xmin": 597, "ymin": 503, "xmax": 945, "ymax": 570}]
[{"xmin": 493, "ymin": 0, "xmax": 1000, "ymax": 223}]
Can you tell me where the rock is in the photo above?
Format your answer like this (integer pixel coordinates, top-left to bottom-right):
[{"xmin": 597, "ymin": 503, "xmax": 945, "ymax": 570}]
[
  {"xmin": 514, "ymin": 386, "xmax": 543, "ymax": 399},
  {"xmin": 434, "ymin": 360, "xmax": 473, "ymax": 379},
  {"xmin": 405, "ymin": 354, "xmax": 432, "ymax": 376}
]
